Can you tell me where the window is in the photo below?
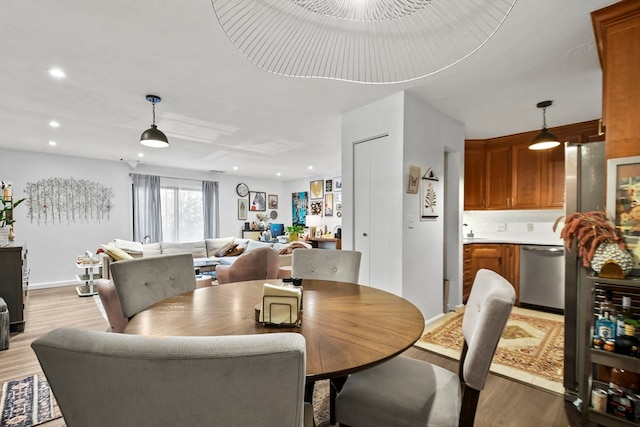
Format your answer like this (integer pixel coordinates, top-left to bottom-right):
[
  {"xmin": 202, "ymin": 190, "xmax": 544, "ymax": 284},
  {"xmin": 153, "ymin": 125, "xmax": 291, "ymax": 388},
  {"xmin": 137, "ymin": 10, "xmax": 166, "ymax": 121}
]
[
  {"xmin": 160, "ymin": 179, "xmax": 203, "ymax": 243},
  {"xmin": 132, "ymin": 174, "xmax": 218, "ymax": 243}
]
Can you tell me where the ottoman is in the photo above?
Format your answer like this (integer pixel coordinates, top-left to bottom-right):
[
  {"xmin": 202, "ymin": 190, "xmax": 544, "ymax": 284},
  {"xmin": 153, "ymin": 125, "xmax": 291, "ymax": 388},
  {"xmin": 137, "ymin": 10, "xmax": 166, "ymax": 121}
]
[{"xmin": 196, "ymin": 275, "xmax": 213, "ymax": 288}]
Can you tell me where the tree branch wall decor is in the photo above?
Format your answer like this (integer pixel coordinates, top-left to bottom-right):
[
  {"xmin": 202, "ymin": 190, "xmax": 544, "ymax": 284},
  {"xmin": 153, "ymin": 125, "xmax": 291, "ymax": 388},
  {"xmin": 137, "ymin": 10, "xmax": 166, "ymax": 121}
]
[{"xmin": 24, "ymin": 178, "xmax": 114, "ymax": 224}]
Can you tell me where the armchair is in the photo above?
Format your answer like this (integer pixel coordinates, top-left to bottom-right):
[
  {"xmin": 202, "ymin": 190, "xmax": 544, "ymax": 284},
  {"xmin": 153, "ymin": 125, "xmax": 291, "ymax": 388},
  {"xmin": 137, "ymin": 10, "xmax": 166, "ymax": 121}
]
[{"xmin": 216, "ymin": 247, "xmax": 280, "ymax": 284}]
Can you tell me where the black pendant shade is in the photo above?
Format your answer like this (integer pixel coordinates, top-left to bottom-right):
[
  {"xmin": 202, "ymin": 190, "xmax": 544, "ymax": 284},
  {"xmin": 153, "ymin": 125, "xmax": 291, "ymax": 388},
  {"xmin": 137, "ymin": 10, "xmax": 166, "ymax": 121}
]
[
  {"xmin": 140, "ymin": 95, "xmax": 169, "ymax": 148},
  {"xmin": 529, "ymin": 100, "xmax": 560, "ymax": 150}
]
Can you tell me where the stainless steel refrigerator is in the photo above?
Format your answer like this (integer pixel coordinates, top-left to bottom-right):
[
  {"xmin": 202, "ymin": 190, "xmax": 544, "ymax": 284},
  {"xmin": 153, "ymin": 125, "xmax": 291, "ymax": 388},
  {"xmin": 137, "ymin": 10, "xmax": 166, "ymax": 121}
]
[{"xmin": 563, "ymin": 141, "xmax": 605, "ymax": 399}]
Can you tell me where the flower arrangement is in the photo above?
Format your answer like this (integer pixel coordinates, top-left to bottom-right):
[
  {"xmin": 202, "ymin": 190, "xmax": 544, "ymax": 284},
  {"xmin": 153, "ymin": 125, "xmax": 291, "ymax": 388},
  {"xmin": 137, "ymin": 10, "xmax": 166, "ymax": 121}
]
[
  {"xmin": 255, "ymin": 213, "xmax": 270, "ymax": 223},
  {"xmin": 0, "ymin": 181, "xmax": 26, "ymax": 228},
  {"xmin": 553, "ymin": 210, "xmax": 628, "ymax": 269}
]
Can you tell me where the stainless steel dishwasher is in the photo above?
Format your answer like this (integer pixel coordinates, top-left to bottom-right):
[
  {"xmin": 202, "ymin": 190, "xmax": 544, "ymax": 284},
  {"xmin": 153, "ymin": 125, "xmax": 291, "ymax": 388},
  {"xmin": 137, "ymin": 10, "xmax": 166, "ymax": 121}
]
[{"xmin": 519, "ymin": 245, "xmax": 565, "ymax": 313}]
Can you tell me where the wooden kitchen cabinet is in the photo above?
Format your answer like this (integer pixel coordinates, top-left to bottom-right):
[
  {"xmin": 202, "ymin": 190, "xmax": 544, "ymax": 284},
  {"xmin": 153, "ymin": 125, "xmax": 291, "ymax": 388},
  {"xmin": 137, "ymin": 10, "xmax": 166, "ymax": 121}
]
[
  {"xmin": 592, "ymin": 1, "xmax": 640, "ymax": 160},
  {"xmin": 484, "ymin": 144, "xmax": 511, "ymax": 209},
  {"xmin": 463, "ymin": 140, "xmax": 486, "ymax": 210},
  {"xmin": 463, "ymin": 243, "xmax": 519, "ymax": 304},
  {"xmin": 464, "ymin": 120, "xmax": 600, "ymax": 210}
]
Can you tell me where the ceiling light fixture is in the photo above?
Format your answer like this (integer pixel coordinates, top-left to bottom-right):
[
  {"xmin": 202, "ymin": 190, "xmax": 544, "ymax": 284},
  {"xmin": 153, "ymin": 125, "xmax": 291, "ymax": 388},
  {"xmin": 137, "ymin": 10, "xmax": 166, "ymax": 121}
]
[
  {"xmin": 211, "ymin": 0, "xmax": 516, "ymax": 84},
  {"xmin": 529, "ymin": 100, "xmax": 560, "ymax": 151},
  {"xmin": 49, "ymin": 121, "xmax": 60, "ymax": 128},
  {"xmin": 48, "ymin": 68, "xmax": 66, "ymax": 78},
  {"xmin": 140, "ymin": 95, "xmax": 169, "ymax": 148}
]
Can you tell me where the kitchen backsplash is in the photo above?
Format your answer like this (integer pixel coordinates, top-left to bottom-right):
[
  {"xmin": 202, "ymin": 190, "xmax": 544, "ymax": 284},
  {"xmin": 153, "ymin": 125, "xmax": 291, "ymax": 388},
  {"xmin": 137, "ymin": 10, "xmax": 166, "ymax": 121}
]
[{"xmin": 463, "ymin": 209, "xmax": 564, "ymax": 245}]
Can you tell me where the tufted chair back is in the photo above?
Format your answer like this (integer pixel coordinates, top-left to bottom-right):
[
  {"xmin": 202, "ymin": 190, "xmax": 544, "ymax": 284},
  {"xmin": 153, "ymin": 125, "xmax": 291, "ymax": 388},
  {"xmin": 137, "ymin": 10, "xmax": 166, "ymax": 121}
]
[
  {"xmin": 291, "ymin": 249, "xmax": 361, "ymax": 283},
  {"xmin": 109, "ymin": 253, "xmax": 196, "ymax": 318}
]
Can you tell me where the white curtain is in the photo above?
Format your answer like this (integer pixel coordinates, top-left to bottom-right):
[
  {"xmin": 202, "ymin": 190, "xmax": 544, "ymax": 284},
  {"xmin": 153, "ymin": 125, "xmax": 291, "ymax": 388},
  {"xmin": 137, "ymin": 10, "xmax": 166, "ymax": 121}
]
[
  {"xmin": 202, "ymin": 180, "xmax": 219, "ymax": 239},
  {"xmin": 131, "ymin": 173, "xmax": 163, "ymax": 243}
]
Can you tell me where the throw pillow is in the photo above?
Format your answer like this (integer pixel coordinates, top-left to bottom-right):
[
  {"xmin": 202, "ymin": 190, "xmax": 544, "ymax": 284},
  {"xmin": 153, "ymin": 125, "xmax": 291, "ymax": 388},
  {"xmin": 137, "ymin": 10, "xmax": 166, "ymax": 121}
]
[
  {"xmin": 215, "ymin": 242, "xmax": 238, "ymax": 257},
  {"xmin": 102, "ymin": 244, "xmax": 134, "ymax": 261},
  {"xmin": 114, "ymin": 238, "xmax": 143, "ymax": 254},
  {"xmin": 227, "ymin": 246, "xmax": 245, "ymax": 257}
]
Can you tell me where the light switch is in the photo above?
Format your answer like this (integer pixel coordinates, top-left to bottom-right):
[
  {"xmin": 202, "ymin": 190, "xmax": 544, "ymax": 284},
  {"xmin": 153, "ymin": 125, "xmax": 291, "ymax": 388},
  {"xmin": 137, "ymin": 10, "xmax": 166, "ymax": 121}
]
[{"xmin": 408, "ymin": 215, "xmax": 415, "ymax": 228}]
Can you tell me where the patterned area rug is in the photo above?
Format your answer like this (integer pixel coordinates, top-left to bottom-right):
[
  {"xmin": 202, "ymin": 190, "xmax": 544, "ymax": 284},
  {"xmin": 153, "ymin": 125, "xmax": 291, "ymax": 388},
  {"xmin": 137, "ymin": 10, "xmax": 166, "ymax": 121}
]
[
  {"xmin": 0, "ymin": 374, "xmax": 62, "ymax": 427},
  {"xmin": 415, "ymin": 306, "xmax": 564, "ymax": 394}
]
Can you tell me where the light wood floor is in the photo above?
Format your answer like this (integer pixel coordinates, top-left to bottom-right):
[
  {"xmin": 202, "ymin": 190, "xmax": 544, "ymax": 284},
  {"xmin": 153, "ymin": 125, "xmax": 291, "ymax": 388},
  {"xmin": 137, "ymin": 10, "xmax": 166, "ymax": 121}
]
[{"xmin": 1, "ymin": 285, "xmax": 585, "ymax": 427}]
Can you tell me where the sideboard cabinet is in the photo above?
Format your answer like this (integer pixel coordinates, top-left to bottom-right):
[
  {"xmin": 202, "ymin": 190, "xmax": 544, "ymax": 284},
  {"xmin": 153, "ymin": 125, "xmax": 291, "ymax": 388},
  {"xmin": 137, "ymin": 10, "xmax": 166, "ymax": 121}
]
[{"xmin": 0, "ymin": 243, "xmax": 28, "ymax": 332}]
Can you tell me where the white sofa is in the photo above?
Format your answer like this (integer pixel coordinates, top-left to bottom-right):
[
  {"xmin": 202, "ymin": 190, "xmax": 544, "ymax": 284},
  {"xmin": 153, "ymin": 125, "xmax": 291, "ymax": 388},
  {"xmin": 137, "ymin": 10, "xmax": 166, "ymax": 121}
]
[{"xmin": 100, "ymin": 237, "xmax": 311, "ymax": 279}]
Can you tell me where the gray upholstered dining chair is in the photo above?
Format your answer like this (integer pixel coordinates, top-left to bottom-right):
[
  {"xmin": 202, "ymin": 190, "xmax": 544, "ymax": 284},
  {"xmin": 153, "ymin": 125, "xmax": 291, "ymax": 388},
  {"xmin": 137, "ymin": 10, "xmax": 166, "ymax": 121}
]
[
  {"xmin": 291, "ymin": 248, "xmax": 361, "ymax": 283},
  {"xmin": 336, "ymin": 268, "xmax": 516, "ymax": 427},
  {"xmin": 109, "ymin": 252, "xmax": 197, "ymax": 319},
  {"xmin": 292, "ymin": 248, "xmax": 362, "ymax": 423},
  {"xmin": 32, "ymin": 328, "xmax": 313, "ymax": 427}
]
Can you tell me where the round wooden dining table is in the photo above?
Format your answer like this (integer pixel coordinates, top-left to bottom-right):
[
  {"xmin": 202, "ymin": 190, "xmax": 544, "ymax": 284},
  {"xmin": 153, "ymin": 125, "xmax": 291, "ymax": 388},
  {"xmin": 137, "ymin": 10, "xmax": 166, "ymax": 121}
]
[{"xmin": 124, "ymin": 279, "xmax": 425, "ymax": 382}]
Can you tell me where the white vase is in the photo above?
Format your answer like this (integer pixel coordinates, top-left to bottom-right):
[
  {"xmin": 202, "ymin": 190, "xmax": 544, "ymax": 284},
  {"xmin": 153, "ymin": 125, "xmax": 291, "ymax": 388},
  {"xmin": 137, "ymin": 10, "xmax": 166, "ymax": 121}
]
[
  {"xmin": 591, "ymin": 242, "xmax": 634, "ymax": 276},
  {"xmin": 0, "ymin": 227, "xmax": 9, "ymax": 246}
]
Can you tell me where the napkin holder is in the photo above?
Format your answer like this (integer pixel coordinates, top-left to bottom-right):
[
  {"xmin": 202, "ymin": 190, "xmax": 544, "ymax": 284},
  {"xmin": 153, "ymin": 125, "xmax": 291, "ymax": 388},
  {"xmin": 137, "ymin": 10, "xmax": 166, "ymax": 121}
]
[{"xmin": 258, "ymin": 283, "xmax": 302, "ymax": 327}]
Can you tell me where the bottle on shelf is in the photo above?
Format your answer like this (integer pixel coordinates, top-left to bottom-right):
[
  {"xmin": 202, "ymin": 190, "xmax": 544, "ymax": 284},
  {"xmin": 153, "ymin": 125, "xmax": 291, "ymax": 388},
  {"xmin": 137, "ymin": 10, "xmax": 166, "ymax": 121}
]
[
  {"xmin": 595, "ymin": 290, "xmax": 617, "ymax": 348},
  {"xmin": 617, "ymin": 296, "xmax": 633, "ymax": 338}
]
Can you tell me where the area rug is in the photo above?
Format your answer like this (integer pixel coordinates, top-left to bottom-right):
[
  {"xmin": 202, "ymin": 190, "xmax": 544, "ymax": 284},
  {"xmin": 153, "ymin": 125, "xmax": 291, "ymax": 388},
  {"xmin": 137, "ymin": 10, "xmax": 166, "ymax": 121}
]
[
  {"xmin": 0, "ymin": 373, "xmax": 61, "ymax": 427},
  {"xmin": 415, "ymin": 306, "xmax": 564, "ymax": 394}
]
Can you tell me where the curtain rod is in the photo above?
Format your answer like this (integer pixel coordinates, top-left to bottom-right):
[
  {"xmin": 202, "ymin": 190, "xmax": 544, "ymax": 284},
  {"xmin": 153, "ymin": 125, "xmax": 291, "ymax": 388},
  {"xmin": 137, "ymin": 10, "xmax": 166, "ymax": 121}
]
[{"xmin": 128, "ymin": 173, "xmax": 215, "ymax": 183}]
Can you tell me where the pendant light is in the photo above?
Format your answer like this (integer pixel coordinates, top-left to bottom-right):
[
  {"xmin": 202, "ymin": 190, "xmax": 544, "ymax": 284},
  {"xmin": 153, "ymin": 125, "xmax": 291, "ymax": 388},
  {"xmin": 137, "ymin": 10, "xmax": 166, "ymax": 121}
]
[
  {"xmin": 140, "ymin": 95, "xmax": 169, "ymax": 148},
  {"xmin": 529, "ymin": 100, "xmax": 560, "ymax": 150}
]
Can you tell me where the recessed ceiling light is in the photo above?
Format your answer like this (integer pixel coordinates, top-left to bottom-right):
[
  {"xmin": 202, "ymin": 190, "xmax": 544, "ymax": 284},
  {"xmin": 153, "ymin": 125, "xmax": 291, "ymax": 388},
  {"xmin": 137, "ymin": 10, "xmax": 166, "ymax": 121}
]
[
  {"xmin": 233, "ymin": 166, "xmax": 238, "ymax": 170},
  {"xmin": 48, "ymin": 68, "xmax": 66, "ymax": 78},
  {"xmin": 48, "ymin": 141, "xmax": 57, "ymax": 146},
  {"xmin": 308, "ymin": 165, "xmax": 313, "ymax": 170},
  {"xmin": 276, "ymin": 172, "xmax": 282, "ymax": 176},
  {"xmin": 49, "ymin": 121, "xmax": 60, "ymax": 128},
  {"xmin": 138, "ymin": 153, "xmax": 144, "ymax": 158}
]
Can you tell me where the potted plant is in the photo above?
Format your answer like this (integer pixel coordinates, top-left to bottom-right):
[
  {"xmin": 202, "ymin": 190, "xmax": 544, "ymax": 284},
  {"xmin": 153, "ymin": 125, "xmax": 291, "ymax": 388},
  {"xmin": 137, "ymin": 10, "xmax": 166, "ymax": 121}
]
[
  {"xmin": 0, "ymin": 197, "xmax": 26, "ymax": 245},
  {"xmin": 554, "ymin": 210, "xmax": 633, "ymax": 277},
  {"xmin": 285, "ymin": 224, "xmax": 305, "ymax": 242}
]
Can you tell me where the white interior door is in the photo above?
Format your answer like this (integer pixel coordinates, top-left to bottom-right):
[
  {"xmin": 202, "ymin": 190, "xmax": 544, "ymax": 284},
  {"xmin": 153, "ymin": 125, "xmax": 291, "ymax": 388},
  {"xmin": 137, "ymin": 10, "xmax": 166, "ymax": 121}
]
[{"xmin": 353, "ymin": 135, "xmax": 393, "ymax": 290}]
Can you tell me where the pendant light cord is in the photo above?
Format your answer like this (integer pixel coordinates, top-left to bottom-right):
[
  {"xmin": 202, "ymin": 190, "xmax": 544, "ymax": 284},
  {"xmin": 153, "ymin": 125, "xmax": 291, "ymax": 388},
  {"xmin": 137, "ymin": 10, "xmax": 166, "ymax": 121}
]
[{"xmin": 152, "ymin": 100, "xmax": 156, "ymax": 126}]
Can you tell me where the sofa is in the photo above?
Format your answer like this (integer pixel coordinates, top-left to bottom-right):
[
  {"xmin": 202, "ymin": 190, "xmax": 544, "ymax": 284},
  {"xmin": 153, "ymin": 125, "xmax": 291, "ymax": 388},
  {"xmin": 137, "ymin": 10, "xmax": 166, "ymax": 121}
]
[{"xmin": 99, "ymin": 237, "xmax": 311, "ymax": 280}]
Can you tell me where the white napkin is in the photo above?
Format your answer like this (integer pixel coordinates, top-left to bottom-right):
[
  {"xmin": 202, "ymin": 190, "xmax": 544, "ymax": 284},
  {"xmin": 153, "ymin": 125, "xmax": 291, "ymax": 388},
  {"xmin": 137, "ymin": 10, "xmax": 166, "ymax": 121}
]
[{"xmin": 259, "ymin": 283, "xmax": 302, "ymax": 324}]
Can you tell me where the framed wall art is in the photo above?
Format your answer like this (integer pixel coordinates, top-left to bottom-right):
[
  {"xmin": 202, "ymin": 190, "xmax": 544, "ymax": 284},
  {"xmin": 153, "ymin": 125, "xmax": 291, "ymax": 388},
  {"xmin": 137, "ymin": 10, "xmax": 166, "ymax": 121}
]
[
  {"xmin": 310, "ymin": 180, "xmax": 324, "ymax": 199},
  {"xmin": 334, "ymin": 177, "xmax": 342, "ymax": 191},
  {"xmin": 407, "ymin": 165, "xmax": 421, "ymax": 194},
  {"xmin": 325, "ymin": 179, "xmax": 333, "ymax": 193},
  {"xmin": 324, "ymin": 193, "xmax": 333, "ymax": 216},
  {"xmin": 310, "ymin": 201, "xmax": 323, "ymax": 216},
  {"xmin": 249, "ymin": 191, "xmax": 266, "ymax": 211},
  {"xmin": 607, "ymin": 156, "xmax": 640, "ymax": 276},
  {"xmin": 421, "ymin": 168, "xmax": 441, "ymax": 220},
  {"xmin": 292, "ymin": 191, "xmax": 308, "ymax": 226},
  {"xmin": 238, "ymin": 199, "xmax": 248, "ymax": 220},
  {"xmin": 268, "ymin": 194, "xmax": 278, "ymax": 209}
]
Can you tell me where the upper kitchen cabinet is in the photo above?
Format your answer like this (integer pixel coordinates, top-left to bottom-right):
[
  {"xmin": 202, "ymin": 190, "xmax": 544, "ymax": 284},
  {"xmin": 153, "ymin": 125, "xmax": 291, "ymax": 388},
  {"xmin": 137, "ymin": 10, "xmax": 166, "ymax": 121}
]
[
  {"xmin": 592, "ymin": 1, "xmax": 640, "ymax": 160},
  {"xmin": 464, "ymin": 120, "xmax": 602, "ymax": 210},
  {"xmin": 463, "ymin": 140, "xmax": 486, "ymax": 210}
]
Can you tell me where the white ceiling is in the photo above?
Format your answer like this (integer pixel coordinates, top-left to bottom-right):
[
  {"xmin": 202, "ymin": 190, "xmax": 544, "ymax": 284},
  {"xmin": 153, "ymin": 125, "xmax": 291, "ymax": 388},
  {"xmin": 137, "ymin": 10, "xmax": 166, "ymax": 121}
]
[{"xmin": 0, "ymin": 0, "xmax": 616, "ymax": 180}]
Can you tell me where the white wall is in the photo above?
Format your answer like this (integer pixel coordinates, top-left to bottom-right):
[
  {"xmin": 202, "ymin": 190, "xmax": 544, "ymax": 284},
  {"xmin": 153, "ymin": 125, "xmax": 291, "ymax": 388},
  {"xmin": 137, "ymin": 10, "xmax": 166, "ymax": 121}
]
[
  {"xmin": 402, "ymin": 92, "xmax": 464, "ymax": 318},
  {"xmin": 0, "ymin": 148, "xmax": 323, "ymax": 287},
  {"xmin": 341, "ymin": 92, "xmax": 405, "ymax": 295},
  {"xmin": 341, "ymin": 91, "xmax": 464, "ymax": 320}
]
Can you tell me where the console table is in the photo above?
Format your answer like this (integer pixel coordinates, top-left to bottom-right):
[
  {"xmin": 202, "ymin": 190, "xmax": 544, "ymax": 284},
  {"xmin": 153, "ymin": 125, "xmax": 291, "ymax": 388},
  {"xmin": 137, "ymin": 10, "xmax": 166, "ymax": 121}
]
[
  {"xmin": 0, "ymin": 242, "xmax": 28, "ymax": 332},
  {"xmin": 309, "ymin": 238, "xmax": 341, "ymax": 250}
]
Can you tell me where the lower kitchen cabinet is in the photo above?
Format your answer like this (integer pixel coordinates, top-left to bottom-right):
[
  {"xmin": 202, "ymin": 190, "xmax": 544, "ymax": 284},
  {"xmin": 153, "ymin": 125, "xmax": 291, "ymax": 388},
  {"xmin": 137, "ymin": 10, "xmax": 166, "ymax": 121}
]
[{"xmin": 463, "ymin": 243, "xmax": 519, "ymax": 304}]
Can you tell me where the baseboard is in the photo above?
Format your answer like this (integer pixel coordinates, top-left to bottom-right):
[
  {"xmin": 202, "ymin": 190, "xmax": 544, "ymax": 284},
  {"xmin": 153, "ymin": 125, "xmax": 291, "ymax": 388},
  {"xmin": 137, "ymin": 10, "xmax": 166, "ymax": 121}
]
[{"xmin": 28, "ymin": 281, "xmax": 76, "ymax": 290}]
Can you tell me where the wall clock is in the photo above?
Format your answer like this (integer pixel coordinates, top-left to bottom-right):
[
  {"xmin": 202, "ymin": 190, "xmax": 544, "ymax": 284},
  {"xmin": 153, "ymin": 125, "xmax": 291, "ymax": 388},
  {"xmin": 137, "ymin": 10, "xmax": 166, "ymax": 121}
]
[{"xmin": 236, "ymin": 183, "xmax": 249, "ymax": 197}]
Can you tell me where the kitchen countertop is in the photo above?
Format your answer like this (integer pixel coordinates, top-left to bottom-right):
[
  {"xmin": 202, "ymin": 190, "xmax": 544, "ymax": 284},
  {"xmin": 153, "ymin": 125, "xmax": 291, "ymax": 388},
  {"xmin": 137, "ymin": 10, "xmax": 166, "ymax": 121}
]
[{"xmin": 463, "ymin": 237, "xmax": 564, "ymax": 246}]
